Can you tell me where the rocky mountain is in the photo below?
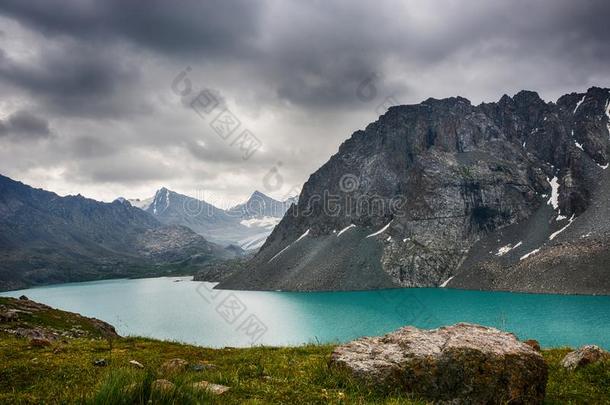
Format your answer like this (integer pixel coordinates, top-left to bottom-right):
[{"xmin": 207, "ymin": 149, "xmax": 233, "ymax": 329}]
[
  {"xmin": 0, "ymin": 175, "xmax": 234, "ymax": 291},
  {"xmin": 134, "ymin": 188, "xmax": 294, "ymax": 251},
  {"xmin": 229, "ymin": 191, "xmax": 296, "ymax": 251},
  {"xmin": 143, "ymin": 187, "xmax": 241, "ymax": 246},
  {"xmin": 219, "ymin": 87, "xmax": 610, "ymax": 295},
  {"xmin": 127, "ymin": 196, "xmax": 154, "ymax": 210},
  {"xmin": 228, "ymin": 190, "xmax": 293, "ymax": 219}
]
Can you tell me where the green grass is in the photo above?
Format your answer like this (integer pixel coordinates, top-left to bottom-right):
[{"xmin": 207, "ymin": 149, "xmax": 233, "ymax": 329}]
[
  {"xmin": 0, "ymin": 336, "xmax": 425, "ymax": 404},
  {"xmin": 0, "ymin": 335, "xmax": 609, "ymax": 404},
  {"xmin": 1, "ymin": 297, "xmax": 608, "ymax": 404}
]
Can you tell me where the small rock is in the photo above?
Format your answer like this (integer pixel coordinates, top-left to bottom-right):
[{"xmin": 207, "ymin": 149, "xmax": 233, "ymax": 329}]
[
  {"xmin": 129, "ymin": 360, "xmax": 144, "ymax": 369},
  {"xmin": 0, "ymin": 309, "xmax": 19, "ymax": 322},
  {"xmin": 524, "ymin": 339, "xmax": 541, "ymax": 352},
  {"xmin": 19, "ymin": 295, "xmax": 29, "ymax": 301},
  {"xmin": 151, "ymin": 379, "xmax": 175, "ymax": 393},
  {"xmin": 190, "ymin": 361, "xmax": 217, "ymax": 372},
  {"xmin": 93, "ymin": 359, "xmax": 108, "ymax": 367},
  {"xmin": 29, "ymin": 337, "xmax": 52, "ymax": 347},
  {"xmin": 160, "ymin": 358, "xmax": 189, "ymax": 373},
  {"xmin": 561, "ymin": 345, "xmax": 609, "ymax": 370},
  {"xmin": 331, "ymin": 323, "xmax": 547, "ymax": 405},
  {"xmin": 191, "ymin": 381, "xmax": 230, "ymax": 395}
]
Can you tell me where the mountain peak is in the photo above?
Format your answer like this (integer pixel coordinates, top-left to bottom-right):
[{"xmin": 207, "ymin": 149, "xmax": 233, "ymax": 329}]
[
  {"xmin": 248, "ymin": 190, "xmax": 273, "ymax": 202},
  {"xmin": 113, "ymin": 197, "xmax": 130, "ymax": 205}
]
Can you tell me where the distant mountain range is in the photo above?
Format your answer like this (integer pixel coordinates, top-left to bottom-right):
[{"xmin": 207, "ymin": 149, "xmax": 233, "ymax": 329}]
[
  {"xmin": 219, "ymin": 87, "xmax": 610, "ymax": 295},
  {"xmin": 0, "ymin": 175, "xmax": 237, "ymax": 291},
  {"xmin": 125, "ymin": 188, "xmax": 295, "ymax": 250}
]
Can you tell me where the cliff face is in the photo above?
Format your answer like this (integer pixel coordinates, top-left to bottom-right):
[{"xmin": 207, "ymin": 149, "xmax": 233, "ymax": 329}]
[{"xmin": 219, "ymin": 87, "xmax": 610, "ymax": 294}]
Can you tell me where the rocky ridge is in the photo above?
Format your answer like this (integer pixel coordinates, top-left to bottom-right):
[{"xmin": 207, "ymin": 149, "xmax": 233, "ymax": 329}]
[
  {"xmin": 219, "ymin": 87, "xmax": 610, "ymax": 294},
  {"xmin": 0, "ymin": 175, "xmax": 235, "ymax": 291}
]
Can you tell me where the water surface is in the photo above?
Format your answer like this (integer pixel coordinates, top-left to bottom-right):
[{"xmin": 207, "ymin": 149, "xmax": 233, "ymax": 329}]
[{"xmin": 2, "ymin": 277, "xmax": 609, "ymax": 348}]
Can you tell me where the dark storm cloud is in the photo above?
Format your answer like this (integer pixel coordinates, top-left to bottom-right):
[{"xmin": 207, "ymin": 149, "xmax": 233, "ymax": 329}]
[
  {"xmin": 0, "ymin": 0, "xmax": 609, "ymax": 201},
  {"xmin": 67, "ymin": 136, "xmax": 118, "ymax": 159},
  {"xmin": 0, "ymin": 0, "xmax": 262, "ymax": 57},
  {"xmin": 68, "ymin": 157, "xmax": 180, "ymax": 184},
  {"xmin": 0, "ymin": 46, "xmax": 143, "ymax": 118},
  {"xmin": 0, "ymin": 109, "xmax": 51, "ymax": 140},
  {"xmin": 2, "ymin": 0, "xmax": 609, "ymax": 109}
]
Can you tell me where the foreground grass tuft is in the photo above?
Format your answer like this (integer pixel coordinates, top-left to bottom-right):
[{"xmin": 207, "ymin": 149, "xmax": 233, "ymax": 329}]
[{"xmin": 89, "ymin": 368, "xmax": 218, "ymax": 405}]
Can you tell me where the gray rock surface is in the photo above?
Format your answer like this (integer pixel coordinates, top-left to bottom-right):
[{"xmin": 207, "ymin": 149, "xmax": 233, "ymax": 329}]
[
  {"xmin": 219, "ymin": 87, "xmax": 610, "ymax": 294},
  {"xmin": 330, "ymin": 323, "xmax": 548, "ymax": 404},
  {"xmin": 191, "ymin": 381, "xmax": 230, "ymax": 395},
  {"xmin": 560, "ymin": 345, "xmax": 609, "ymax": 370}
]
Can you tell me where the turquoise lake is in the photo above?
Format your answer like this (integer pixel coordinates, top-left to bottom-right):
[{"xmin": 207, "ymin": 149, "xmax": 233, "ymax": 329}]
[{"xmin": 2, "ymin": 277, "xmax": 609, "ymax": 349}]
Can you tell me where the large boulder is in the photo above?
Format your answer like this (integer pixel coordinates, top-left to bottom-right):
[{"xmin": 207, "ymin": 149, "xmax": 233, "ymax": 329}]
[
  {"xmin": 330, "ymin": 323, "xmax": 547, "ymax": 405},
  {"xmin": 561, "ymin": 345, "xmax": 609, "ymax": 370}
]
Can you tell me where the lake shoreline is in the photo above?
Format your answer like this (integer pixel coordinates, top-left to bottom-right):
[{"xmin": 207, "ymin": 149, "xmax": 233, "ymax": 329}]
[
  {"xmin": 2, "ymin": 276, "xmax": 609, "ymax": 350},
  {"xmin": 4, "ymin": 273, "xmax": 610, "ymax": 297}
]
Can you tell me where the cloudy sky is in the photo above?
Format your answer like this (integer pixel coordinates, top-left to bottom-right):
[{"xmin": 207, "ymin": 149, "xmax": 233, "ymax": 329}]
[{"xmin": 0, "ymin": 0, "xmax": 608, "ymax": 206}]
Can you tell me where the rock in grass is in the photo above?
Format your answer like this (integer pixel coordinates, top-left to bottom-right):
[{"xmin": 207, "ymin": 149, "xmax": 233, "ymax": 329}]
[
  {"xmin": 93, "ymin": 359, "xmax": 108, "ymax": 367},
  {"xmin": 561, "ymin": 345, "xmax": 609, "ymax": 370},
  {"xmin": 524, "ymin": 339, "xmax": 542, "ymax": 352},
  {"xmin": 29, "ymin": 337, "xmax": 52, "ymax": 347},
  {"xmin": 152, "ymin": 379, "xmax": 175, "ymax": 393},
  {"xmin": 330, "ymin": 323, "xmax": 548, "ymax": 405},
  {"xmin": 0, "ymin": 309, "xmax": 20, "ymax": 322},
  {"xmin": 160, "ymin": 358, "xmax": 189, "ymax": 373},
  {"xmin": 129, "ymin": 360, "xmax": 144, "ymax": 369},
  {"xmin": 191, "ymin": 381, "xmax": 230, "ymax": 395}
]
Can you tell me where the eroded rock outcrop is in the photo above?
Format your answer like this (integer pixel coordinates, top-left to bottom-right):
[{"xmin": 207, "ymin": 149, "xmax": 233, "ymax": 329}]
[
  {"xmin": 330, "ymin": 323, "xmax": 548, "ymax": 404},
  {"xmin": 219, "ymin": 87, "xmax": 610, "ymax": 294},
  {"xmin": 561, "ymin": 345, "xmax": 609, "ymax": 370},
  {"xmin": 0, "ymin": 296, "xmax": 118, "ymax": 341}
]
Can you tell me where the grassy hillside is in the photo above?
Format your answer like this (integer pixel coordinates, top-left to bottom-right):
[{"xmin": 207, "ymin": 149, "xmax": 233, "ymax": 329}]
[{"xmin": 0, "ymin": 297, "xmax": 608, "ymax": 404}]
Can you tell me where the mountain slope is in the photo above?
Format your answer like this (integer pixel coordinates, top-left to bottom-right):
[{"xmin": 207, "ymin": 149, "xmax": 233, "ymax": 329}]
[
  {"xmin": 228, "ymin": 190, "xmax": 293, "ymax": 219},
  {"xmin": 0, "ymin": 175, "xmax": 232, "ymax": 291},
  {"xmin": 219, "ymin": 87, "xmax": 610, "ymax": 294},
  {"xmin": 139, "ymin": 188, "xmax": 293, "ymax": 250}
]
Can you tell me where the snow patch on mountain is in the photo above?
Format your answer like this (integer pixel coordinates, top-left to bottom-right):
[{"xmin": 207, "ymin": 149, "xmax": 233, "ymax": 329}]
[
  {"xmin": 129, "ymin": 197, "xmax": 154, "ymax": 210},
  {"xmin": 547, "ymin": 177, "xmax": 560, "ymax": 210},
  {"xmin": 366, "ymin": 221, "xmax": 393, "ymax": 238},
  {"xmin": 605, "ymin": 98, "xmax": 610, "ymax": 138},
  {"xmin": 520, "ymin": 248, "xmax": 540, "ymax": 261},
  {"xmin": 495, "ymin": 241, "xmax": 522, "ymax": 256},
  {"xmin": 573, "ymin": 94, "xmax": 586, "ymax": 114},
  {"xmin": 440, "ymin": 276, "xmax": 454, "ymax": 288},
  {"xmin": 337, "ymin": 224, "xmax": 356, "ymax": 237},
  {"xmin": 268, "ymin": 229, "xmax": 310, "ymax": 263},
  {"xmin": 240, "ymin": 216, "xmax": 280, "ymax": 229},
  {"xmin": 550, "ymin": 215, "xmax": 575, "ymax": 240}
]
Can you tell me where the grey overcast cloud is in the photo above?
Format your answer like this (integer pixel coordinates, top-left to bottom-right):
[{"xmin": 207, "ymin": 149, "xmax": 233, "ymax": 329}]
[{"xmin": 0, "ymin": 0, "xmax": 608, "ymax": 205}]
